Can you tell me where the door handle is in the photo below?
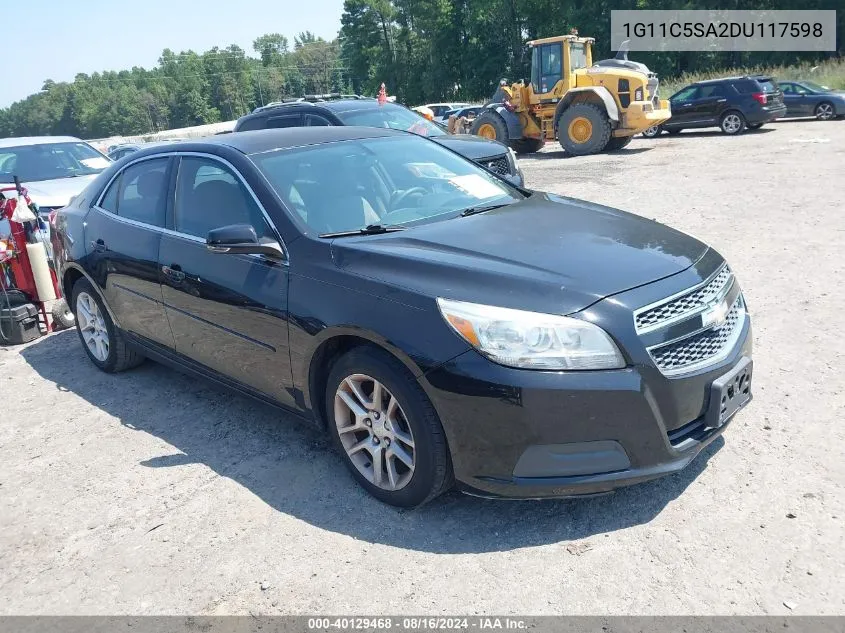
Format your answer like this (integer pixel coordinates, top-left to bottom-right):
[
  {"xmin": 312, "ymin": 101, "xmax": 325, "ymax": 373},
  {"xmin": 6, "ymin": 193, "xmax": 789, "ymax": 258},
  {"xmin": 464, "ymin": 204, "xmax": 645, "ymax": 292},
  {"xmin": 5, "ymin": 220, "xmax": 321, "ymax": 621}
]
[
  {"xmin": 717, "ymin": 99, "xmax": 727, "ymax": 102},
  {"xmin": 681, "ymin": 103, "xmax": 692, "ymax": 107},
  {"xmin": 90, "ymin": 238, "xmax": 106, "ymax": 253},
  {"xmin": 162, "ymin": 264, "xmax": 186, "ymax": 282}
]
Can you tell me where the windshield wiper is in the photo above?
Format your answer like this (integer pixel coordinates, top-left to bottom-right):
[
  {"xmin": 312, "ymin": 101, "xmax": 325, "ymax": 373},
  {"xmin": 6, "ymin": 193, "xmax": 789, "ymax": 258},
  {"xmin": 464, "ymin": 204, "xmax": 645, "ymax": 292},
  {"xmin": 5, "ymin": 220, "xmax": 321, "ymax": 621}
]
[
  {"xmin": 318, "ymin": 224, "xmax": 407, "ymax": 238},
  {"xmin": 458, "ymin": 202, "xmax": 513, "ymax": 217}
]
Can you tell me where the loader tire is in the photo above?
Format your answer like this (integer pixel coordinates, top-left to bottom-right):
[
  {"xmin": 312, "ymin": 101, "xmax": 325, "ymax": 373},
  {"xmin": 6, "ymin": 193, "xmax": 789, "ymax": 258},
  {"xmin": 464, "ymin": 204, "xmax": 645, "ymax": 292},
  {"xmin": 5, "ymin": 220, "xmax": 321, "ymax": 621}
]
[
  {"xmin": 471, "ymin": 110, "xmax": 509, "ymax": 143},
  {"xmin": 557, "ymin": 103, "xmax": 612, "ymax": 156},
  {"xmin": 605, "ymin": 136, "xmax": 633, "ymax": 151},
  {"xmin": 509, "ymin": 138, "xmax": 544, "ymax": 154}
]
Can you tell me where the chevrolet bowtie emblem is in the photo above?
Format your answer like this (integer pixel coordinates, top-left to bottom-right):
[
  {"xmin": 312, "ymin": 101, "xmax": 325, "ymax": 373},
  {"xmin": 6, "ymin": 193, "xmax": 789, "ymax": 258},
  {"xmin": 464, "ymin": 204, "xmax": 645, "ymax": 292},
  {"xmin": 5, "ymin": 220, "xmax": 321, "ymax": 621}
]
[{"xmin": 702, "ymin": 298, "xmax": 729, "ymax": 329}]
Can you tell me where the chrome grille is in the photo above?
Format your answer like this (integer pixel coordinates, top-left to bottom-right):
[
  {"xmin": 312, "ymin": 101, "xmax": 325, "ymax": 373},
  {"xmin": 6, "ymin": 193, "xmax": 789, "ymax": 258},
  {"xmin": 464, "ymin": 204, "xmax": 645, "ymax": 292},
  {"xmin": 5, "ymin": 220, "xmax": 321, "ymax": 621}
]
[
  {"xmin": 635, "ymin": 264, "xmax": 733, "ymax": 332},
  {"xmin": 649, "ymin": 295, "xmax": 745, "ymax": 375},
  {"xmin": 480, "ymin": 155, "xmax": 510, "ymax": 176}
]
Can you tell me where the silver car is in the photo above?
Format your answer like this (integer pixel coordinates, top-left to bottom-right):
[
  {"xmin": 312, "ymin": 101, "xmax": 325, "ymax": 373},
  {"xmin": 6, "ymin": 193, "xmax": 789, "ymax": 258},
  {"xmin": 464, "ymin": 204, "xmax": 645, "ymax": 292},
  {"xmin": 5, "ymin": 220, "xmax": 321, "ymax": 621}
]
[{"xmin": 0, "ymin": 136, "xmax": 112, "ymax": 240}]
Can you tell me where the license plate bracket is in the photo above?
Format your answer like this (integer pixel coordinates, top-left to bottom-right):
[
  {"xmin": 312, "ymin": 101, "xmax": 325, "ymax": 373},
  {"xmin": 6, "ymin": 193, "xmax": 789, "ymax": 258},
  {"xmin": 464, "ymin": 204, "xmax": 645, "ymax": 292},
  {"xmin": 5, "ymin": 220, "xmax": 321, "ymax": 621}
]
[{"xmin": 706, "ymin": 356, "xmax": 753, "ymax": 429}]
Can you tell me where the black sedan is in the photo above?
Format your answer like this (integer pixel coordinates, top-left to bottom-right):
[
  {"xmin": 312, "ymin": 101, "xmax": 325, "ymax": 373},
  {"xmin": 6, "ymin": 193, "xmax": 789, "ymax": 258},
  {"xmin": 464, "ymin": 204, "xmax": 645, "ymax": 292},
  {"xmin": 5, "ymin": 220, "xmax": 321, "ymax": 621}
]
[
  {"xmin": 54, "ymin": 127, "xmax": 753, "ymax": 507},
  {"xmin": 779, "ymin": 80, "xmax": 845, "ymax": 120}
]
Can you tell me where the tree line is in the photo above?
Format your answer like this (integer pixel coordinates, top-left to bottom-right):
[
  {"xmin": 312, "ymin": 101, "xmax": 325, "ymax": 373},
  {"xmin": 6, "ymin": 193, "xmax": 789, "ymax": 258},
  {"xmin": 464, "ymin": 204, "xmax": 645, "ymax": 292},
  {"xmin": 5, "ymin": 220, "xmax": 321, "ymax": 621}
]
[{"xmin": 2, "ymin": 0, "xmax": 842, "ymax": 139}]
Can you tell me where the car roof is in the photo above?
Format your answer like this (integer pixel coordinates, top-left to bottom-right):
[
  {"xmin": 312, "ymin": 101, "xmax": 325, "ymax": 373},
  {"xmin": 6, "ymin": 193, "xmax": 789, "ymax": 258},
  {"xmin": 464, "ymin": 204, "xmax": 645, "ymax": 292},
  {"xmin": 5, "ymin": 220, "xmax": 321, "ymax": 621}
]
[
  {"xmin": 695, "ymin": 75, "xmax": 772, "ymax": 86},
  {"xmin": 133, "ymin": 126, "xmax": 407, "ymax": 157},
  {"xmin": 318, "ymin": 99, "xmax": 401, "ymax": 114},
  {"xmin": 0, "ymin": 135, "xmax": 85, "ymax": 148}
]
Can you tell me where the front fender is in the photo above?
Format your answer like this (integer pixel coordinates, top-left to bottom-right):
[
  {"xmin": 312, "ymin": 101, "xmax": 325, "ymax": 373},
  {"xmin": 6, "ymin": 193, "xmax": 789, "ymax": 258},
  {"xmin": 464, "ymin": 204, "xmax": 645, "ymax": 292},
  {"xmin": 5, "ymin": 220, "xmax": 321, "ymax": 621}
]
[
  {"xmin": 555, "ymin": 87, "xmax": 620, "ymax": 125},
  {"xmin": 492, "ymin": 105, "xmax": 525, "ymax": 139}
]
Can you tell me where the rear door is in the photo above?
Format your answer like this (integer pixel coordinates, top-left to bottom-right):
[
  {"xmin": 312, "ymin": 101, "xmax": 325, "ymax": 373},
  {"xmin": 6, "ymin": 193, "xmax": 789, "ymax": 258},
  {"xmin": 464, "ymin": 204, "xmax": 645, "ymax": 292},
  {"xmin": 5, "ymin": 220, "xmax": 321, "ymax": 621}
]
[
  {"xmin": 84, "ymin": 156, "xmax": 175, "ymax": 348},
  {"xmin": 692, "ymin": 83, "xmax": 729, "ymax": 124},
  {"xmin": 158, "ymin": 153, "xmax": 295, "ymax": 406},
  {"xmin": 781, "ymin": 82, "xmax": 813, "ymax": 116}
]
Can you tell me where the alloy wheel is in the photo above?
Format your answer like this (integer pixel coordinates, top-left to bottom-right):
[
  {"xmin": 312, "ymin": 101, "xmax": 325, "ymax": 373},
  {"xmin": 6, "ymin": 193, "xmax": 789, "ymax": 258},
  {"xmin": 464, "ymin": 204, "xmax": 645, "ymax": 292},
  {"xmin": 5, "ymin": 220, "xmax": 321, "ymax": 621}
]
[
  {"xmin": 76, "ymin": 291, "xmax": 110, "ymax": 362},
  {"xmin": 722, "ymin": 114, "xmax": 742, "ymax": 134},
  {"xmin": 334, "ymin": 374, "xmax": 416, "ymax": 491},
  {"xmin": 816, "ymin": 103, "xmax": 834, "ymax": 120},
  {"xmin": 642, "ymin": 125, "xmax": 660, "ymax": 138}
]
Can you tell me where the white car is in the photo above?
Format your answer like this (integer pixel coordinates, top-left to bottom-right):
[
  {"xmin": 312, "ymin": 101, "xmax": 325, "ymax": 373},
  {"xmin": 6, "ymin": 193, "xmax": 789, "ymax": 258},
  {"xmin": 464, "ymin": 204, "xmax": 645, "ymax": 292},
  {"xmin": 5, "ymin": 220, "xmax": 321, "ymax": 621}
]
[
  {"xmin": 0, "ymin": 136, "xmax": 112, "ymax": 239},
  {"xmin": 423, "ymin": 102, "xmax": 475, "ymax": 122}
]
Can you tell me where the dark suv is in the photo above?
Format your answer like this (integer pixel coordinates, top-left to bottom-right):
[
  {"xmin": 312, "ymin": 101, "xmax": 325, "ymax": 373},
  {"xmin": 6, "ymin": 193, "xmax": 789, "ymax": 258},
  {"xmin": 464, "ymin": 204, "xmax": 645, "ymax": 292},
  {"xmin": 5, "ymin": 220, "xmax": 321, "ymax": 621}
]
[
  {"xmin": 234, "ymin": 98, "xmax": 525, "ymax": 187},
  {"xmin": 643, "ymin": 75, "xmax": 786, "ymax": 137}
]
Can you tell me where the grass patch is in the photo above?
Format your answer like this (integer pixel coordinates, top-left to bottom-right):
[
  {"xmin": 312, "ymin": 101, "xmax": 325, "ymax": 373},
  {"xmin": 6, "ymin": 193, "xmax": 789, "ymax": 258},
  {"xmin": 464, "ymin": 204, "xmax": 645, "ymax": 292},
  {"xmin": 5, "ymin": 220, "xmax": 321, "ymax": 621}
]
[{"xmin": 659, "ymin": 58, "xmax": 845, "ymax": 96}]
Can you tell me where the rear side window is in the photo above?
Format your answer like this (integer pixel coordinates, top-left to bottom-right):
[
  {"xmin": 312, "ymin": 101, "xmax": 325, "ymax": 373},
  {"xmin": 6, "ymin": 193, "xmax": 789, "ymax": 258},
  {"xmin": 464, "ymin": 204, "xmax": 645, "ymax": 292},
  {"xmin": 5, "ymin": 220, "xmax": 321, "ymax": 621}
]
[
  {"xmin": 111, "ymin": 158, "xmax": 169, "ymax": 226},
  {"xmin": 756, "ymin": 78, "xmax": 779, "ymax": 94},
  {"xmin": 236, "ymin": 117, "xmax": 265, "ymax": 132},
  {"xmin": 307, "ymin": 114, "xmax": 332, "ymax": 126},
  {"xmin": 99, "ymin": 175, "xmax": 120, "ymax": 212}
]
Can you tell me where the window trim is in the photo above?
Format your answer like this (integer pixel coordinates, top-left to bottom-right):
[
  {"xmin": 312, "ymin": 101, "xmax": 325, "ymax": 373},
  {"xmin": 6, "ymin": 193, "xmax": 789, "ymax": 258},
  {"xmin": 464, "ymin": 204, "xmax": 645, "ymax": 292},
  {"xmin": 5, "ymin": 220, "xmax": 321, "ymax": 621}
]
[
  {"xmin": 94, "ymin": 151, "xmax": 288, "ymax": 265},
  {"xmin": 93, "ymin": 154, "xmax": 172, "ymax": 226}
]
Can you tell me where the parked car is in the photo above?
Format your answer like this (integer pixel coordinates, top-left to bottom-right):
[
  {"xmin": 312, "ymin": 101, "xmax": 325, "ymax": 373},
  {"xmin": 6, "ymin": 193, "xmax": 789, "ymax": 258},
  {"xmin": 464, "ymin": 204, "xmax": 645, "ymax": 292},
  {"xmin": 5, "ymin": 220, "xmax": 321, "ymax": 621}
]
[
  {"xmin": 54, "ymin": 127, "xmax": 753, "ymax": 507},
  {"xmin": 778, "ymin": 80, "xmax": 845, "ymax": 120},
  {"xmin": 642, "ymin": 75, "xmax": 786, "ymax": 137},
  {"xmin": 423, "ymin": 102, "xmax": 474, "ymax": 122},
  {"xmin": 108, "ymin": 139, "xmax": 191, "ymax": 161},
  {"xmin": 1, "ymin": 136, "xmax": 111, "ymax": 239},
  {"xmin": 234, "ymin": 99, "xmax": 525, "ymax": 187}
]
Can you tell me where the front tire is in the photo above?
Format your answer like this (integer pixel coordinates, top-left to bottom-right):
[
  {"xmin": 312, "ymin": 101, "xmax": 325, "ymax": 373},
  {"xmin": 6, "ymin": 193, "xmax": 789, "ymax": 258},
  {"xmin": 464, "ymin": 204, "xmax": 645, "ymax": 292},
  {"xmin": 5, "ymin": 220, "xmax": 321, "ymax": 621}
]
[
  {"xmin": 815, "ymin": 102, "xmax": 835, "ymax": 121},
  {"xmin": 72, "ymin": 279, "xmax": 144, "ymax": 373},
  {"xmin": 720, "ymin": 111, "xmax": 746, "ymax": 135},
  {"xmin": 326, "ymin": 346, "xmax": 452, "ymax": 508},
  {"xmin": 471, "ymin": 110, "xmax": 509, "ymax": 143},
  {"xmin": 556, "ymin": 103, "xmax": 612, "ymax": 156}
]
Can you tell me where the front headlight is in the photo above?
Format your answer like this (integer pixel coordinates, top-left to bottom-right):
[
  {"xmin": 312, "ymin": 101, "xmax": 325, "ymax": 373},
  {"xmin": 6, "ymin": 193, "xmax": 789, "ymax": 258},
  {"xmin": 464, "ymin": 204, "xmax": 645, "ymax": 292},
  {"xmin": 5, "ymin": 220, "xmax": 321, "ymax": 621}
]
[{"xmin": 437, "ymin": 298, "xmax": 625, "ymax": 370}]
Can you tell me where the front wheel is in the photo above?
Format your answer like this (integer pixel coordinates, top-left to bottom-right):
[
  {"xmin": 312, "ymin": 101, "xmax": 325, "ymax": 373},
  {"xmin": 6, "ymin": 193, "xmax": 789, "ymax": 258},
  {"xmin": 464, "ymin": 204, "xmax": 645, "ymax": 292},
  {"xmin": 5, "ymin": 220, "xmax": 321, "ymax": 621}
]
[
  {"xmin": 720, "ymin": 111, "xmax": 746, "ymax": 135},
  {"xmin": 509, "ymin": 137, "xmax": 544, "ymax": 154},
  {"xmin": 470, "ymin": 110, "xmax": 509, "ymax": 143},
  {"xmin": 557, "ymin": 103, "xmax": 612, "ymax": 156},
  {"xmin": 815, "ymin": 102, "xmax": 835, "ymax": 121},
  {"xmin": 326, "ymin": 347, "xmax": 453, "ymax": 507}
]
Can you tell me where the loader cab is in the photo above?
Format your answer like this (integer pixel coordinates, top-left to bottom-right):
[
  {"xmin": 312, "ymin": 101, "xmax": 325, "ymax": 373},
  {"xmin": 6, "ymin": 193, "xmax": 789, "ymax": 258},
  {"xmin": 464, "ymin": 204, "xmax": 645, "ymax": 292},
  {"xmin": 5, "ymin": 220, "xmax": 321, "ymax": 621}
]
[{"xmin": 529, "ymin": 36, "xmax": 594, "ymax": 98}]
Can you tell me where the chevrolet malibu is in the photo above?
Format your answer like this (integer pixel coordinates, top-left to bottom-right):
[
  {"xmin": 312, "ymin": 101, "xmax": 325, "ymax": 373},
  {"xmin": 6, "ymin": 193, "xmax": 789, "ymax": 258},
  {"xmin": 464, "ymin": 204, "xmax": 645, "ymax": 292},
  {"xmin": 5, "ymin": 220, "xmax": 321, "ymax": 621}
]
[{"xmin": 54, "ymin": 127, "xmax": 753, "ymax": 507}]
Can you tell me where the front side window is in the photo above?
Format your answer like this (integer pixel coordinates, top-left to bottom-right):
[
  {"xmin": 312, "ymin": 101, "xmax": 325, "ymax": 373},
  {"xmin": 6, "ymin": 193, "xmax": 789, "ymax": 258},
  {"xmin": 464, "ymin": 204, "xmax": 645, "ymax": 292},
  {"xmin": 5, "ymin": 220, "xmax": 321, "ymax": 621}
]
[
  {"xmin": 251, "ymin": 135, "xmax": 523, "ymax": 235},
  {"xmin": 174, "ymin": 156, "xmax": 273, "ymax": 240},
  {"xmin": 671, "ymin": 86, "xmax": 699, "ymax": 102},
  {"xmin": 0, "ymin": 142, "xmax": 110, "ymax": 183},
  {"xmin": 802, "ymin": 81, "xmax": 831, "ymax": 93},
  {"xmin": 540, "ymin": 44, "xmax": 562, "ymax": 93},
  {"xmin": 334, "ymin": 104, "xmax": 446, "ymax": 137},
  {"xmin": 113, "ymin": 158, "xmax": 169, "ymax": 226}
]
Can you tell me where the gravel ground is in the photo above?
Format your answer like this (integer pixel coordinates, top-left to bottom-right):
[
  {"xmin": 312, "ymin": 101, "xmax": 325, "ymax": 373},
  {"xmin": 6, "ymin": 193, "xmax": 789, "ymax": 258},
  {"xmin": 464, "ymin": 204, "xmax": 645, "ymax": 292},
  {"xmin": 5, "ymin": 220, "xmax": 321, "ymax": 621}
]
[{"xmin": 1, "ymin": 119, "xmax": 843, "ymax": 616}]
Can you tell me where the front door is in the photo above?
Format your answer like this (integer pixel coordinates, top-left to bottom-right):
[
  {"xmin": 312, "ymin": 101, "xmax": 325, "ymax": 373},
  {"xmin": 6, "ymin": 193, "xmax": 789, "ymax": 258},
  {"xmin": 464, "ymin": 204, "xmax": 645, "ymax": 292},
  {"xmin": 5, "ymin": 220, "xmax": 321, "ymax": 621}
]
[
  {"xmin": 781, "ymin": 83, "xmax": 812, "ymax": 116},
  {"xmin": 692, "ymin": 83, "xmax": 728, "ymax": 124},
  {"xmin": 84, "ymin": 156, "xmax": 175, "ymax": 348},
  {"xmin": 158, "ymin": 154, "xmax": 295, "ymax": 407},
  {"xmin": 667, "ymin": 86, "xmax": 701, "ymax": 127}
]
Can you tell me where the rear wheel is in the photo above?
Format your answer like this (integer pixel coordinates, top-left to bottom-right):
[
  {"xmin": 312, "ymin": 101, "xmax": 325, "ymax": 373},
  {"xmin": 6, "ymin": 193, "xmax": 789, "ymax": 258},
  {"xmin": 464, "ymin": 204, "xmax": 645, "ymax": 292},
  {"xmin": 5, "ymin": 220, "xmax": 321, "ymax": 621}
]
[
  {"xmin": 471, "ymin": 110, "xmax": 509, "ymax": 143},
  {"xmin": 605, "ymin": 136, "xmax": 633, "ymax": 151},
  {"xmin": 509, "ymin": 137, "xmax": 544, "ymax": 154},
  {"xmin": 557, "ymin": 103, "xmax": 612, "ymax": 156},
  {"xmin": 642, "ymin": 125, "xmax": 661, "ymax": 138},
  {"xmin": 815, "ymin": 102, "xmax": 835, "ymax": 121},
  {"xmin": 720, "ymin": 111, "xmax": 746, "ymax": 135},
  {"xmin": 326, "ymin": 347, "xmax": 453, "ymax": 508},
  {"xmin": 72, "ymin": 279, "xmax": 144, "ymax": 373}
]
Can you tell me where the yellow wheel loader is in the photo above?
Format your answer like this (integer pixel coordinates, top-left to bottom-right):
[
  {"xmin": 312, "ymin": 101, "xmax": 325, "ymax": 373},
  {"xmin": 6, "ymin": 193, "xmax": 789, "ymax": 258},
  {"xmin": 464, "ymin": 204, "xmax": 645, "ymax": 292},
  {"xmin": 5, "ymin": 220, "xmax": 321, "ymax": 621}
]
[{"xmin": 471, "ymin": 35, "xmax": 672, "ymax": 156}]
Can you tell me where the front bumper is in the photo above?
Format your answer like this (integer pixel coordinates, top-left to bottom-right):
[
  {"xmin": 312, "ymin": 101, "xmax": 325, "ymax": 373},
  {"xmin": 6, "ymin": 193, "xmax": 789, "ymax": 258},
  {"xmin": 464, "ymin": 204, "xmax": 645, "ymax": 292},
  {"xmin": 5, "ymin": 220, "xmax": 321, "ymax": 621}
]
[
  {"xmin": 420, "ymin": 256, "xmax": 753, "ymax": 499},
  {"xmin": 616, "ymin": 99, "xmax": 672, "ymax": 137}
]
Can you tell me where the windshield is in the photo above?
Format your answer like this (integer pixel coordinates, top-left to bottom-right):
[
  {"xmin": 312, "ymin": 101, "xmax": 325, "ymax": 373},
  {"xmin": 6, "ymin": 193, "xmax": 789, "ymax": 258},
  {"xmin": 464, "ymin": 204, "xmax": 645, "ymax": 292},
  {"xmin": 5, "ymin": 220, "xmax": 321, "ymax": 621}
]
[
  {"xmin": 569, "ymin": 43, "xmax": 588, "ymax": 71},
  {"xmin": 251, "ymin": 135, "xmax": 522, "ymax": 235},
  {"xmin": 802, "ymin": 81, "xmax": 831, "ymax": 93},
  {"xmin": 756, "ymin": 78, "xmax": 779, "ymax": 93},
  {"xmin": 333, "ymin": 103, "xmax": 446, "ymax": 138},
  {"xmin": 0, "ymin": 142, "xmax": 110, "ymax": 183}
]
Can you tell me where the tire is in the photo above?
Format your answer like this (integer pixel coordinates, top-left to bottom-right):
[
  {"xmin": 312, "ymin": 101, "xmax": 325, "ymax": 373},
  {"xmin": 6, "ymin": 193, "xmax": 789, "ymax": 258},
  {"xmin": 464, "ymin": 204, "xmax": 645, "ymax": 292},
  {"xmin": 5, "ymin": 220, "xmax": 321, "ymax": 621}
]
[
  {"xmin": 720, "ymin": 111, "xmax": 746, "ymax": 135},
  {"xmin": 71, "ymin": 278, "xmax": 144, "ymax": 373},
  {"xmin": 51, "ymin": 298, "xmax": 75, "ymax": 330},
  {"xmin": 326, "ymin": 346, "xmax": 453, "ymax": 508},
  {"xmin": 605, "ymin": 136, "xmax": 633, "ymax": 151},
  {"xmin": 556, "ymin": 103, "xmax": 612, "ymax": 156},
  {"xmin": 470, "ymin": 110, "xmax": 509, "ymax": 143},
  {"xmin": 815, "ymin": 102, "xmax": 835, "ymax": 121},
  {"xmin": 509, "ymin": 137, "xmax": 544, "ymax": 154},
  {"xmin": 747, "ymin": 122, "xmax": 764, "ymax": 129},
  {"xmin": 641, "ymin": 125, "xmax": 661, "ymax": 138}
]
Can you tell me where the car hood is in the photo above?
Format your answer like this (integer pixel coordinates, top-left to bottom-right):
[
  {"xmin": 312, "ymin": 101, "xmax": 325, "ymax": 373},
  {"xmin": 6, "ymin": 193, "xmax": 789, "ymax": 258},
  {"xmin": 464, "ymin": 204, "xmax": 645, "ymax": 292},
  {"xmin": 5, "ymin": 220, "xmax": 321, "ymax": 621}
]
[
  {"xmin": 330, "ymin": 193, "xmax": 710, "ymax": 315},
  {"xmin": 7, "ymin": 175, "xmax": 99, "ymax": 209},
  {"xmin": 431, "ymin": 134, "xmax": 509, "ymax": 160}
]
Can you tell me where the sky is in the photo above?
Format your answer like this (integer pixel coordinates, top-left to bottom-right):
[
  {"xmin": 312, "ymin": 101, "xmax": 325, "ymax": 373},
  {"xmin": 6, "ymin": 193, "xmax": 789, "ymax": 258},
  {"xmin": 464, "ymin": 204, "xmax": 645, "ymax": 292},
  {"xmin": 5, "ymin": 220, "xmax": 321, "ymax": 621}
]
[{"xmin": 2, "ymin": 0, "xmax": 345, "ymax": 108}]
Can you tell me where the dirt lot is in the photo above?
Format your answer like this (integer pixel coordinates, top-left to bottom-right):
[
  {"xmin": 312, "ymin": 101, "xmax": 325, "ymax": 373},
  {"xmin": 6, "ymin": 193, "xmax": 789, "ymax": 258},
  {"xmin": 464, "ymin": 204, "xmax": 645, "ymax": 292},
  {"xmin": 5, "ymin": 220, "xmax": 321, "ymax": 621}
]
[{"xmin": 1, "ymin": 119, "xmax": 844, "ymax": 616}]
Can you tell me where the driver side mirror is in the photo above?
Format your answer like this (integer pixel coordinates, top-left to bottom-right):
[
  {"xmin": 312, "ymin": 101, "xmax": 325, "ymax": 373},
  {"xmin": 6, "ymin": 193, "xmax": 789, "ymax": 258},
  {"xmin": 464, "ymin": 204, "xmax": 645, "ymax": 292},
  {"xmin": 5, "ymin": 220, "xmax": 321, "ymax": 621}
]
[{"xmin": 206, "ymin": 223, "xmax": 284, "ymax": 259}]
